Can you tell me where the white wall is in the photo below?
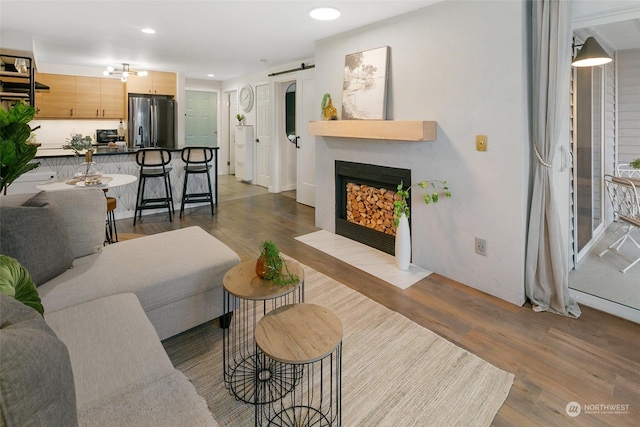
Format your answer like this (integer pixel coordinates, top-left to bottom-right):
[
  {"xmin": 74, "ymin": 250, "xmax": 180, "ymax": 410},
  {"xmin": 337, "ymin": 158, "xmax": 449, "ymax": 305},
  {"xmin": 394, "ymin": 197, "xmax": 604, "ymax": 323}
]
[
  {"xmin": 617, "ymin": 48, "xmax": 640, "ymax": 164},
  {"xmin": 314, "ymin": 0, "xmax": 529, "ymax": 306},
  {"xmin": 31, "ymin": 119, "xmax": 121, "ymax": 148}
]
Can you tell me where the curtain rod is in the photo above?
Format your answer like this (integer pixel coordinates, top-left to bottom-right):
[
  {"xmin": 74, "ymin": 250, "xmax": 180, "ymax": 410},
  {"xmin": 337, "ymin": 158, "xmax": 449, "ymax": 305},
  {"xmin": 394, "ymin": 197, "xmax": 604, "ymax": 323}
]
[{"xmin": 268, "ymin": 63, "xmax": 315, "ymax": 77}]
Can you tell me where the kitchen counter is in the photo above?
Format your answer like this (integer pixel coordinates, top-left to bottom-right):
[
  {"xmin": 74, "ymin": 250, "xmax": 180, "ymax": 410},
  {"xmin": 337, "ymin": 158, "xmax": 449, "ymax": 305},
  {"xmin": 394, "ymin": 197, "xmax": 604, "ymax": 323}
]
[
  {"xmin": 35, "ymin": 146, "xmax": 184, "ymax": 158},
  {"xmin": 26, "ymin": 146, "xmax": 219, "ymax": 220}
]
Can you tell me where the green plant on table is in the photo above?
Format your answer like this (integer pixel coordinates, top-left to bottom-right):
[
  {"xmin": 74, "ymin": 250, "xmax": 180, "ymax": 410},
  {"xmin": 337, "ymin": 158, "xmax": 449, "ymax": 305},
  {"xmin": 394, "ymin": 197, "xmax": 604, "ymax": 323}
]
[
  {"xmin": 0, "ymin": 100, "xmax": 41, "ymax": 195},
  {"xmin": 394, "ymin": 180, "xmax": 452, "ymax": 227},
  {"xmin": 630, "ymin": 158, "xmax": 640, "ymax": 170},
  {"xmin": 256, "ymin": 240, "xmax": 299, "ymax": 287},
  {"xmin": 236, "ymin": 114, "xmax": 245, "ymax": 124},
  {"xmin": 64, "ymin": 133, "xmax": 94, "ymax": 155}
]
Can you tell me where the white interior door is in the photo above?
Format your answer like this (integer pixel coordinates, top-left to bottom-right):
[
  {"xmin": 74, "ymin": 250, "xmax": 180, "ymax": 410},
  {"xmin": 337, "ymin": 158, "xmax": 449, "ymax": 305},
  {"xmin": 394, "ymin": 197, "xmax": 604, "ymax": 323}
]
[
  {"xmin": 256, "ymin": 84, "xmax": 271, "ymax": 188},
  {"xmin": 228, "ymin": 91, "xmax": 237, "ymax": 175},
  {"xmin": 296, "ymin": 72, "xmax": 316, "ymax": 207}
]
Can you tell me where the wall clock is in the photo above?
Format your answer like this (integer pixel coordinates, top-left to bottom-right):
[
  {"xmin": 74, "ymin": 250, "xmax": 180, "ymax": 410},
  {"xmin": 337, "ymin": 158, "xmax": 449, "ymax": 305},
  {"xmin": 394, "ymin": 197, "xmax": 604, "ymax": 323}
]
[{"xmin": 239, "ymin": 85, "xmax": 254, "ymax": 112}]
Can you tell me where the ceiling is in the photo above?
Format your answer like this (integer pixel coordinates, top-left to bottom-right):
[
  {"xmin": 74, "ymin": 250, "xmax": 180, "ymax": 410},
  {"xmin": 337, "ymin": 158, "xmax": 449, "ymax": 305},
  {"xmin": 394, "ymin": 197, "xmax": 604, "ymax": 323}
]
[
  {"xmin": 2, "ymin": 1, "xmax": 639, "ymax": 82},
  {"xmin": 0, "ymin": 0, "xmax": 441, "ymax": 81},
  {"xmin": 577, "ymin": 18, "xmax": 640, "ymax": 51}
]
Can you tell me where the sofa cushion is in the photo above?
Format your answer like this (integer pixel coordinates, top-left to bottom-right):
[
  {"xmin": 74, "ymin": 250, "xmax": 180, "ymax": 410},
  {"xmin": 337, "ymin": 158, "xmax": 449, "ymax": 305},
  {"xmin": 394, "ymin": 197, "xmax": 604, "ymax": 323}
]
[
  {"xmin": 77, "ymin": 370, "xmax": 218, "ymax": 427},
  {"xmin": 0, "ymin": 293, "xmax": 77, "ymax": 427},
  {"xmin": 0, "ymin": 192, "xmax": 74, "ymax": 285},
  {"xmin": 42, "ymin": 188, "xmax": 106, "ymax": 258},
  {"xmin": 44, "ymin": 293, "xmax": 175, "ymax": 410},
  {"xmin": 0, "ymin": 255, "xmax": 44, "ymax": 315},
  {"xmin": 38, "ymin": 227, "xmax": 240, "ymax": 317}
]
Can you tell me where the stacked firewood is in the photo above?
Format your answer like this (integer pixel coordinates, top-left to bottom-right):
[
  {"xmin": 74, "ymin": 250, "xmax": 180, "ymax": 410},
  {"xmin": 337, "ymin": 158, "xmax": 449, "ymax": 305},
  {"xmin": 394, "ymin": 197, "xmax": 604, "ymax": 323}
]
[{"xmin": 346, "ymin": 183, "xmax": 397, "ymax": 236}]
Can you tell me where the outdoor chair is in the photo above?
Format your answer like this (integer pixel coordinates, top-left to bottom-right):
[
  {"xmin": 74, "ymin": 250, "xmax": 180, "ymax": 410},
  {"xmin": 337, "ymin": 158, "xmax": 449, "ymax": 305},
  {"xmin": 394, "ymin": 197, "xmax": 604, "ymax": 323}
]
[
  {"xmin": 599, "ymin": 174, "xmax": 640, "ymax": 273},
  {"xmin": 616, "ymin": 164, "xmax": 640, "ymax": 178}
]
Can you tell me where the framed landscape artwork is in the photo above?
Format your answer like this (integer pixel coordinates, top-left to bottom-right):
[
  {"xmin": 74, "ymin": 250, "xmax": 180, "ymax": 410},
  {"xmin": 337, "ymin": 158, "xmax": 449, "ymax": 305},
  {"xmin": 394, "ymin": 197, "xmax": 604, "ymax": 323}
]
[{"xmin": 342, "ymin": 46, "xmax": 389, "ymax": 120}]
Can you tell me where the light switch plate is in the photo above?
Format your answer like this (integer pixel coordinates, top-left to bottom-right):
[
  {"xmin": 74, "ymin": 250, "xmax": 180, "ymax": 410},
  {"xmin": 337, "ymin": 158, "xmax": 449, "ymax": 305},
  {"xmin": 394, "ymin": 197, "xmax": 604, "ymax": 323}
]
[{"xmin": 476, "ymin": 135, "xmax": 487, "ymax": 151}]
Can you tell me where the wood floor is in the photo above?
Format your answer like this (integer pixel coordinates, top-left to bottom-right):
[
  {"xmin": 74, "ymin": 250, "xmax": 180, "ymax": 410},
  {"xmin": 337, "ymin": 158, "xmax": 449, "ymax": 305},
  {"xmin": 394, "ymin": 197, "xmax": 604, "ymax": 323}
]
[{"xmin": 118, "ymin": 176, "xmax": 640, "ymax": 427}]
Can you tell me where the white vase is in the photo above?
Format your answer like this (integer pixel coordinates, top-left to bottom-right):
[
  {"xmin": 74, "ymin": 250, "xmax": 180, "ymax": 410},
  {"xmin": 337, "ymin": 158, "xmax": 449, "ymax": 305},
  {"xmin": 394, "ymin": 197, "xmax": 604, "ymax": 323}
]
[{"xmin": 395, "ymin": 212, "xmax": 411, "ymax": 270}]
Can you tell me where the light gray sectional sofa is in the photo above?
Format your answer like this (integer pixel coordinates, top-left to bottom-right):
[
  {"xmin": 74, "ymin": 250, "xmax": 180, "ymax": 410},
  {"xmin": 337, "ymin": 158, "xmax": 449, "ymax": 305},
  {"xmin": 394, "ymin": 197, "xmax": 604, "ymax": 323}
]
[{"xmin": 0, "ymin": 187, "xmax": 240, "ymax": 426}]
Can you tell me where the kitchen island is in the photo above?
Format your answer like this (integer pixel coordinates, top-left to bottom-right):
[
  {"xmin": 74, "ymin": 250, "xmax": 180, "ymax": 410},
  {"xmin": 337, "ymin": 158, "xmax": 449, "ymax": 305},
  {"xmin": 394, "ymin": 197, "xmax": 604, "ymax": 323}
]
[{"xmin": 26, "ymin": 146, "xmax": 219, "ymax": 220}]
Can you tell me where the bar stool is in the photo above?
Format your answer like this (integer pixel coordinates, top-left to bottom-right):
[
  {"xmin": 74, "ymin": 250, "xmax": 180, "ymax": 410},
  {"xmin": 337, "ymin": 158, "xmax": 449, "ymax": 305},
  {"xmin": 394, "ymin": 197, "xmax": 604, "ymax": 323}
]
[
  {"xmin": 105, "ymin": 196, "xmax": 118, "ymax": 243},
  {"xmin": 133, "ymin": 148, "xmax": 174, "ymax": 225},
  {"xmin": 180, "ymin": 146, "xmax": 215, "ymax": 218}
]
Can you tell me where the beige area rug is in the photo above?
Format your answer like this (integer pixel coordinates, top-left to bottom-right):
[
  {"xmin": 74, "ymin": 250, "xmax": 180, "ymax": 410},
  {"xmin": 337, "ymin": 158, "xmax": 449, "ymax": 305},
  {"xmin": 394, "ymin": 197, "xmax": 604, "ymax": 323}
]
[{"xmin": 163, "ymin": 262, "xmax": 514, "ymax": 426}]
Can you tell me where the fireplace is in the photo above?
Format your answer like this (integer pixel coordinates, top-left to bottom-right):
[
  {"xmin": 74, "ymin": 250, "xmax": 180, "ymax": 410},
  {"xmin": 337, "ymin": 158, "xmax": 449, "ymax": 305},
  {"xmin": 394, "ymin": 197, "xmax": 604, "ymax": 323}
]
[{"xmin": 335, "ymin": 161, "xmax": 411, "ymax": 255}]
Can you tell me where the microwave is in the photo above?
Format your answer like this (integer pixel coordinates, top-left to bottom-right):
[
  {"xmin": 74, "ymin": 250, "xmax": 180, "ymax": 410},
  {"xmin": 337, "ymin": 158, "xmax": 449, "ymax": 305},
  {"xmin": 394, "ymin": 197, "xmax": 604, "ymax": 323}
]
[{"xmin": 96, "ymin": 129, "xmax": 118, "ymax": 144}]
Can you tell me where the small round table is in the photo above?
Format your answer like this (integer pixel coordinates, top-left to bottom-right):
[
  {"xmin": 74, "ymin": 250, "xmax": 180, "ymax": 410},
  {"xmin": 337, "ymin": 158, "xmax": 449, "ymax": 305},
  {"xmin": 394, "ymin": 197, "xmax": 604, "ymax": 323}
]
[
  {"xmin": 255, "ymin": 303, "xmax": 343, "ymax": 426},
  {"xmin": 222, "ymin": 259, "xmax": 305, "ymax": 404},
  {"xmin": 35, "ymin": 173, "xmax": 137, "ymax": 191}
]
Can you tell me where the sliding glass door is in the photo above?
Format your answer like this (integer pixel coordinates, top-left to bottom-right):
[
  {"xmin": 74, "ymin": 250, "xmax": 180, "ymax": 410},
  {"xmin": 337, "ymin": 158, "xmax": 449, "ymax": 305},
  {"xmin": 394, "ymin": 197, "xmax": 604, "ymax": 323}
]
[{"xmin": 573, "ymin": 66, "xmax": 605, "ymax": 264}]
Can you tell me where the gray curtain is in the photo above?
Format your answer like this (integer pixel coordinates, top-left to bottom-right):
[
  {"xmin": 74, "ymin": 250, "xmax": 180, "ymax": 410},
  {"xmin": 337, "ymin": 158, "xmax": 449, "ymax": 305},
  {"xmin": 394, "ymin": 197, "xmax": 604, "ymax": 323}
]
[{"xmin": 526, "ymin": 0, "xmax": 581, "ymax": 318}]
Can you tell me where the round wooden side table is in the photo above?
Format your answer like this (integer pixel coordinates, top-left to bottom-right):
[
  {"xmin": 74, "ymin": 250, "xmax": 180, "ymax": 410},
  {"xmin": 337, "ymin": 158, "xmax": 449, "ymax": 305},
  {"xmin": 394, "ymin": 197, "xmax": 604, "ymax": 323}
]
[
  {"xmin": 255, "ymin": 303, "xmax": 343, "ymax": 426},
  {"xmin": 222, "ymin": 259, "xmax": 305, "ymax": 404}
]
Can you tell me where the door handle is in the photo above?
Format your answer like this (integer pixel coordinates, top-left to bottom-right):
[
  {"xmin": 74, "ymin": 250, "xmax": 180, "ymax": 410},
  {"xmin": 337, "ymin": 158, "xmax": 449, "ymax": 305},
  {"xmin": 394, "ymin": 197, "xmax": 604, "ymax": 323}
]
[
  {"xmin": 256, "ymin": 139, "xmax": 260, "ymax": 143},
  {"xmin": 288, "ymin": 134, "xmax": 299, "ymax": 148}
]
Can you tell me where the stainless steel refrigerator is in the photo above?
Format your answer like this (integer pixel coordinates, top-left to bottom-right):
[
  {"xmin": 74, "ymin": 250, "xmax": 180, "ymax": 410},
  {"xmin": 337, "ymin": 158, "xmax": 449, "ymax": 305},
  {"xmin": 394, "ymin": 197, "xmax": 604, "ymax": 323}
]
[{"xmin": 128, "ymin": 96, "xmax": 176, "ymax": 149}]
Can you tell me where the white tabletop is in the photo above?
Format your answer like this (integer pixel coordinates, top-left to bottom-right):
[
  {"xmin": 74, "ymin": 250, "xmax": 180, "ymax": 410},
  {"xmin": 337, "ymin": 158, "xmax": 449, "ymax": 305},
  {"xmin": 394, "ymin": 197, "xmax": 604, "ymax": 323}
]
[{"xmin": 36, "ymin": 174, "xmax": 137, "ymax": 191}]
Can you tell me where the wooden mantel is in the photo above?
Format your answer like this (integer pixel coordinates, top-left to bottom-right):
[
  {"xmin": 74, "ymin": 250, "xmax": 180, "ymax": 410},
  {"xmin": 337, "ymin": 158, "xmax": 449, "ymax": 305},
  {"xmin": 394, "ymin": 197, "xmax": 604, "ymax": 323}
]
[{"xmin": 307, "ymin": 120, "xmax": 437, "ymax": 142}]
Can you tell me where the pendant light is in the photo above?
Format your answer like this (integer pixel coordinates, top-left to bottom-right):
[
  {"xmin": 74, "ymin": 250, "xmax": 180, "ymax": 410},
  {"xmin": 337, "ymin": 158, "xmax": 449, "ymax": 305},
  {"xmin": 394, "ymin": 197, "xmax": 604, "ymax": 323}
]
[
  {"xmin": 572, "ymin": 37, "xmax": 612, "ymax": 67},
  {"xmin": 103, "ymin": 63, "xmax": 148, "ymax": 82}
]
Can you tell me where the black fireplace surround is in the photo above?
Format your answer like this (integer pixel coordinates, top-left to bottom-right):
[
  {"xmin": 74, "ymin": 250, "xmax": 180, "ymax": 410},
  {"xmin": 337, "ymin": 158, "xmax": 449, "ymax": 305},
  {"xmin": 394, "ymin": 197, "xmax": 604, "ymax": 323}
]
[{"xmin": 335, "ymin": 161, "xmax": 411, "ymax": 255}]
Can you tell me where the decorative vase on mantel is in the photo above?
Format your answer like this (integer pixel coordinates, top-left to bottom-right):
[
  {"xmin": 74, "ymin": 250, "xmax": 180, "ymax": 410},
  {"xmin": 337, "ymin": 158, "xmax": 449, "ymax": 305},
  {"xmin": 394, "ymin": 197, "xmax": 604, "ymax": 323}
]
[
  {"xmin": 323, "ymin": 98, "xmax": 338, "ymax": 120},
  {"xmin": 395, "ymin": 212, "xmax": 411, "ymax": 270}
]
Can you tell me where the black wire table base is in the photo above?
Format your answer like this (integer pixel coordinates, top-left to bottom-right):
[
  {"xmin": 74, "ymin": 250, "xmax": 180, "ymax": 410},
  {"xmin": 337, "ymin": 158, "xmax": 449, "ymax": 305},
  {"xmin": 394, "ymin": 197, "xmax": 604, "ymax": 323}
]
[
  {"xmin": 255, "ymin": 343, "xmax": 342, "ymax": 427},
  {"xmin": 263, "ymin": 406, "xmax": 332, "ymax": 427},
  {"xmin": 228, "ymin": 353, "xmax": 302, "ymax": 404}
]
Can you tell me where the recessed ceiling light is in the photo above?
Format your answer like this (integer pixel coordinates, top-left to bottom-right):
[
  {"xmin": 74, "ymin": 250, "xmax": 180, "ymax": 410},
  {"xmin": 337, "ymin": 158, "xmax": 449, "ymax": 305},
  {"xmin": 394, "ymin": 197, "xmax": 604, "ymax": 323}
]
[
  {"xmin": 310, "ymin": 7, "xmax": 340, "ymax": 21},
  {"xmin": 207, "ymin": 74, "xmax": 215, "ymax": 78},
  {"xmin": 141, "ymin": 28, "xmax": 156, "ymax": 34}
]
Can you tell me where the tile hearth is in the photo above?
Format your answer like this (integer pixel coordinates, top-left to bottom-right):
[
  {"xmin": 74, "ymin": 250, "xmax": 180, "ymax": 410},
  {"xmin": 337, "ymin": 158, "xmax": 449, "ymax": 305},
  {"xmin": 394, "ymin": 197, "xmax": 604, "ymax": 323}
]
[{"xmin": 296, "ymin": 230, "xmax": 432, "ymax": 290}]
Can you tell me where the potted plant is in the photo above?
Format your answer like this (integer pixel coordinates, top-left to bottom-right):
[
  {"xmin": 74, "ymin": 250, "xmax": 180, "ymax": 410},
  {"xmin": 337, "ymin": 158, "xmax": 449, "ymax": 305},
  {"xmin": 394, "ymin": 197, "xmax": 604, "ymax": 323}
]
[
  {"xmin": 236, "ymin": 114, "xmax": 245, "ymax": 125},
  {"xmin": 393, "ymin": 180, "xmax": 452, "ymax": 270},
  {"xmin": 393, "ymin": 180, "xmax": 452, "ymax": 227},
  {"xmin": 255, "ymin": 240, "xmax": 300, "ymax": 286},
  {"xmin": 64, "ymin": 133, "xmax": 100, "ymax": 183},
  {"xmin": 0, "ymin": 100, "xmax": 41, "ymax": 195},
  {"xmin": 631, "ymin": 158, "xmax": 640, "ymax": 170}
]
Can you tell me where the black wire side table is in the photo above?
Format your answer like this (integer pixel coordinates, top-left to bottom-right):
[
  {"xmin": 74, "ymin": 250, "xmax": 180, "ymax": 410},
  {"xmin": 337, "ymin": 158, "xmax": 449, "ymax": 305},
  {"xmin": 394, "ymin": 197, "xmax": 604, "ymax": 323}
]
[
  {"xmin": 222, "ymin": 260, "xmax": 305, "ymax": 404},
  {"xmin": 255, "ymin": 303, "xmax": 343, "ymax": 427}
]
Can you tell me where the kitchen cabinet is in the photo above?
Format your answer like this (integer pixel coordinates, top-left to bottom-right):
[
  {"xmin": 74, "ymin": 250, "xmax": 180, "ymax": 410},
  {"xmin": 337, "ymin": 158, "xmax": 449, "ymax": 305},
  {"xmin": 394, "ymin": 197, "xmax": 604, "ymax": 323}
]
[
  {"xmin": 99, "ymin": 79, "xmax": 124, "ymax": 118},
  {"xmin": 75, "ymin": 77, "xmax": 101, "ymax": 118},
  {"xmin": 34, "ymin": 73, "xmax": 76, "ymax": 118},
  {"xmin": 126, "ymin": 71, "xmax": 176, "ymax": 96},
  {"xmin": 34, "ymin": 73, "xmax": 124, "ymax": 119}
]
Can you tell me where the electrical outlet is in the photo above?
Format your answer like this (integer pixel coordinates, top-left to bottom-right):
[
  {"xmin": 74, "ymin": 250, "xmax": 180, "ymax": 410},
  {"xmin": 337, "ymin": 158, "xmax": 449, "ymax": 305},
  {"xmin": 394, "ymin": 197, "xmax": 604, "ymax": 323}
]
[
  {"xmin": 476, "ymin": 135, "xmax": 487, "ymax": 151},
  {"xmin": 475, "ymin": 238, "xmax": 487, "ymax": 256}
]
